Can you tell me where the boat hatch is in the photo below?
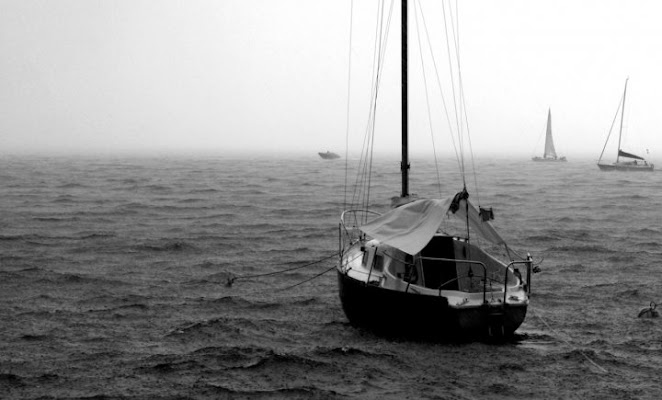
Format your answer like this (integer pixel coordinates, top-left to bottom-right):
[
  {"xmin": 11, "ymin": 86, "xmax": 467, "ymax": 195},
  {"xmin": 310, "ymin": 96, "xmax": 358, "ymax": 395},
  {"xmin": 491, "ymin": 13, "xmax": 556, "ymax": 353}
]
[{"xmin": 420, "ymin": 236, "xmax": 458, "ymax": 290}]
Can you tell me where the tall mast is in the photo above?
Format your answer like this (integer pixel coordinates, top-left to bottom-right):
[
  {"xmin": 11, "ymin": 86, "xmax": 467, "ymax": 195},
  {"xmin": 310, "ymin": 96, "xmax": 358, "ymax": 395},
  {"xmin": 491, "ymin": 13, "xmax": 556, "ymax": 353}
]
[
  {"xmin": 616, "ymin": 78, "xmax": 628, "ymax": 163},
  {"xmin": 400, "ymin": 0, "xmax": 409, "ymax": 198}
]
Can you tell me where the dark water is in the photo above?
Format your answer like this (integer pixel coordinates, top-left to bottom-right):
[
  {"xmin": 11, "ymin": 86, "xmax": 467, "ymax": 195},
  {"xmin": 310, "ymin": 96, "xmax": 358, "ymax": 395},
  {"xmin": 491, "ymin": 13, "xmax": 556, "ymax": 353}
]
[{"xmin": 1, "ymin": 154, "xmax": 661, "ymax": 399}]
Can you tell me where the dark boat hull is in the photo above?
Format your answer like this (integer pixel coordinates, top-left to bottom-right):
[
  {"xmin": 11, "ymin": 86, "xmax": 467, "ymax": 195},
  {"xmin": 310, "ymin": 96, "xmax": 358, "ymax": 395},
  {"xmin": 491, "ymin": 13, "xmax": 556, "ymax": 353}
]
[{"xmin": 337, "ymin": 270, "xmax": 527, "ymax": 340}]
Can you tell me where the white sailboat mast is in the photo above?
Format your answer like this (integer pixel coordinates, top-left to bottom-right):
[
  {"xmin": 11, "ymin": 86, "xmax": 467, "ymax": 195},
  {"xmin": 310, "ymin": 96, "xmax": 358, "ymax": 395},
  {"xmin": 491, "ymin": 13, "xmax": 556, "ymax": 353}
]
[{"xmin": 616, "ymin": 78, "xmax": 628, "ymax": 163}]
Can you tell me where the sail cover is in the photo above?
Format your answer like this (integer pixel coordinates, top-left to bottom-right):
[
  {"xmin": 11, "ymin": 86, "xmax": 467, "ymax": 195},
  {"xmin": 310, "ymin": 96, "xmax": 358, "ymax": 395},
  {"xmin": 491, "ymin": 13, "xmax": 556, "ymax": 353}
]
[
  {"xmin": 359, "ymin": 197, "xmax": 505, "ymax": 255},
  {"xmin": 618, "ymin": 149, "xmax": 645, "ymax": 160},
  {"xmin": 544, "ymin": 109, "xmax": 557, "ymax": 158}
]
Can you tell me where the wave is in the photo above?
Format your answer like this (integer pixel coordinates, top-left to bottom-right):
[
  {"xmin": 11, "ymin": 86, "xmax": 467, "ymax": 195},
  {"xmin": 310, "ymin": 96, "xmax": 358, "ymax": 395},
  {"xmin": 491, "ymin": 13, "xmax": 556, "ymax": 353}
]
[
  {"xmin": 233, "ymin": 350, "xmax": 328, "ymax": 371},
  {"xmin": 0, "ymin": 373, "xmax": 27, "ymax": 389},
  {"xmin": 616, "ymin": 288, "xmax": 639, "ymax": 297},
  {"xmin": 189, "ymin": 188, "xmax": 220, "ymax": 194},
  {"xmin": 140, "ymin": 347, "xmax": 344, "ymax": 398},
  {"xmin": 76, "ymin": 231, "xmax": 117, "ymax": 240},
  {"xmin": 31, "ymin": 216, "xmax": 80, "ymax": 222},
  {"xmin": 132, "ymin": 240, "xmax": 198, "ymax": 252},
  {"xmin": 547, "ymin": 244, "xmax": 616, "ymax": 253},
  {"xmin": 607, "ymin": 254, "xmax": 633, "ymax": 263},
  {"xmin": 33, "ymin": 271, "xmax": 102, "ymax": 285},
  {"xmin": 20, "ymin": 333, "xmax": 50, "ymax": 342},
  {"xmin": 526, "ymin": 234, "xmax": 559, "ymax": 242},
  {"xmin": 52, "ymin": 195, "xmax": 77, "ymax": 203},
  {"xmin": 80, "ymin": 293, "xmax": 150, "ymax": 311},
  {"xmin": 0, "ymin": 234, "xmax": 27, "ymax": 241},
  {"xmin": 636, "ymin": 241, "xmax": 662, "ymax": 250},
  {"xmin": 557, "ymin": 263, "xmax": 587, "ymax": 273},
  {"xmin": 167, "ymin": 317, "xmax": 247, "ymax": 339},
  {"xmin": 582, "ymin": 281, "xmax": 620, "ymax": 289},
  {"xmin": 311, "ymin": 345, "xmax": 396, "ymax": 360},
  {"xmin": 0, "ymin": 232, "xmax": 116, "ymax": 243},
  {"xmin": 56, "ymin": 182, "xmax": 88, "ymax": 189},
  {"xmin": 194, "ymin": 385, "xmax": 342, "ymax": 399}
]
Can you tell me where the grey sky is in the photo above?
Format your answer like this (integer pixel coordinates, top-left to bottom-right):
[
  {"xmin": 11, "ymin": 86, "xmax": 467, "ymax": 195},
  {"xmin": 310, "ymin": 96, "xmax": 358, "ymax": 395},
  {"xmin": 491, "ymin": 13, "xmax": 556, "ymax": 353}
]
[{"xmin": 1, "ymin": 0, "xmax": 661, "ymax": 160}]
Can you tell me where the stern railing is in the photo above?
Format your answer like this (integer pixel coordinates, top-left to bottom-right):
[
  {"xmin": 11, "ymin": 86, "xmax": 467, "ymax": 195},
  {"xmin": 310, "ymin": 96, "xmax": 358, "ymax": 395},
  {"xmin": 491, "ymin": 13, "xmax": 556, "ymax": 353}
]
[
  {"xmin": 339, "ymin": 209, "xmax": 381, "ymax": 249},
  {"xmin": 420, "ymin": 255, "xmax": 533, "ymax": 304}
]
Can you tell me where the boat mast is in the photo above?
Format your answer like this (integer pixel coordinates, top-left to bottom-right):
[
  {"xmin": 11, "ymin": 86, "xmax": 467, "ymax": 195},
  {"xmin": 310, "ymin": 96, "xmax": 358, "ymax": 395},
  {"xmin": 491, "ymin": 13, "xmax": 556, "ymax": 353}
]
[
  {"xmin": 400, "ymin": 0, "xmax": 409, "ymax": 198},
  {"xmin": 616, "ymin": 78, "xmax": 628, "ymax": 163}
]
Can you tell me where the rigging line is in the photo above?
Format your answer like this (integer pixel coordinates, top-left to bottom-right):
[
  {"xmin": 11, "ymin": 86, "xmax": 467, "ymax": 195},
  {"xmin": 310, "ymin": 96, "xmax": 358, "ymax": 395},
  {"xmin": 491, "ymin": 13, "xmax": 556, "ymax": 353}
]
[
  {"xmin": 413, "ymin": 0, "xmax": 443, "ymax": 198},
  {"xmin": 359, "ymin": 0, "xmax": 383, "ymax": 211},
  {"xmin": 353, "ymin": 0, "xmax": 393, "ymax": 214},
  {"xmin": 465, "ymin": 109, "xmax": 480, "ymax": 204},
  {"xmin": 351, "ymin": 0, "xmax": 384, "ymax": 212},
  {"xmin": 364, "ymin": 1, "xmax": 384, "ymax": 209},
  {"xmin": 507, "ymin": 246, "xmax": 531, "ymax": 262},
  {"xmin": 353, "ymin": 13, "xmax": 377, "ymax": 211},
  {"xmin": 530, "ymin": 307, "xmax": 608, "ymax": 374},
  {"xmin": 343, "ymin": 0, "xmax": 354, "ymax": 212},
  {"xmin": 278, "ymin": 265, "xmax": 337, "ymax": 291},
  {"xmin": 598, "ymin": 91, "xmax": 624, "ymax": 162},
  {"xmin": 364, "ymin": 0, "xmax": 395, "ymax": 213},
  {"xmin": 417, "ymin": 1, "xmax": 463, "ymax": 180},
  {"xmin": 446, "ymin": 0, "xmax": 464, "ymax": 138},
  {"xmin": 435, "ymin": 2, "xmax": 464, "ymax": 179},
  {"xmin": 365, "ymin": 0, "xmax": 388, "ymax": 212},
  {"xmin": 350, "ymin": 0, "xmax": 376, "ymax": 210},
  {"xmin": 448, "ymin": 0, "xmax": 481, "ymax": 205},
  {"xmin": 352, "ymin": 130, "xmax": 369, "ymax": 208},
  {"xmin": 622, "ymin": 86, "xmax": 631, "ymax": 150},
  {"xmin": 441, "ymin": 0, "xmax": 465, "ymax": 186}
]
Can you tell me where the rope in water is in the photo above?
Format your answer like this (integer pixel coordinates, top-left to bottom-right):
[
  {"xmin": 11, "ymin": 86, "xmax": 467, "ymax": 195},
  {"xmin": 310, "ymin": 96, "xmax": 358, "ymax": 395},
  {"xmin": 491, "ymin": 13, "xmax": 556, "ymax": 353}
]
[
  {"xmin": 278, "ymin": 265, "xmax": 338, "ymax": 291},
  {"xmin": 530, "ymin": 307, "xmax": 608, "ymax": 374},
  {"xmin": 226, "ymin": 252, "xmax": 338, "ymax": 287}
]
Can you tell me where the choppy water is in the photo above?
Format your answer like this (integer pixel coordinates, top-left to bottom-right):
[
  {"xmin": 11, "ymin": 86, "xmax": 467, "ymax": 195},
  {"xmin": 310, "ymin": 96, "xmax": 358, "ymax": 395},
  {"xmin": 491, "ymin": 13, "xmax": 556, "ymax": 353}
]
[{"xmin": 1, "ymin": 154, "xmax": 661, "ymax": 399}]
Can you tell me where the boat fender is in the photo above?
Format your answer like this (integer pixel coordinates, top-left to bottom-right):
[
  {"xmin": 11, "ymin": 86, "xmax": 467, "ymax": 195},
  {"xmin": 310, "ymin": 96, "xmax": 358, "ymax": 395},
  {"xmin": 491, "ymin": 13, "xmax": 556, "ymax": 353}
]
[{"xmin": 638, "ymin": 301, "xmax": 659, "ymax": 318}]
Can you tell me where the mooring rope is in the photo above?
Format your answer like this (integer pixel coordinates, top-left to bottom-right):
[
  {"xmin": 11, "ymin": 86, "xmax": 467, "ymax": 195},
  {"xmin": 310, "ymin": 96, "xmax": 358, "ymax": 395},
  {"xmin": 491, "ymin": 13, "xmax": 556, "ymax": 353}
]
[
  {"xmin": 278, "ymin": 265, "xmax": 338, "ymax": 291},
  {"xmin": 226, "ymin": 252, "xmax": 338, "ymax": 287},
  {"xmin": 530, "ymin": 307, "xmax": 608, "ymax": 374}
]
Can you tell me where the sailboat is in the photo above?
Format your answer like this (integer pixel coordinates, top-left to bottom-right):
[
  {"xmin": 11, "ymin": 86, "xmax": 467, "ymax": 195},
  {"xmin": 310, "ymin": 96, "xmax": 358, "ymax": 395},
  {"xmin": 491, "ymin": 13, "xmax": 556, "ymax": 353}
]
[
  {"xmin": 598, "ymin": 78, "xmax": 654, "ymax": 171},
  {"xmin": 336, "ymin": 1, "xmax": 534, "ymax": 340},
  {"xmin": 532, "ymin": 109, "xmax": 566, "ymax": 162}
]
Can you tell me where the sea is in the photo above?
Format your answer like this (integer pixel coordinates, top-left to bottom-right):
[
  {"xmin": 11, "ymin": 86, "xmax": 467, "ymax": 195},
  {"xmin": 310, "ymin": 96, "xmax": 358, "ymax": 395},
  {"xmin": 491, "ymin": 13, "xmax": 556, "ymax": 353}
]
[{"xmin": 0, "ymin": 153, "xmax": 661, "ymax": 399}]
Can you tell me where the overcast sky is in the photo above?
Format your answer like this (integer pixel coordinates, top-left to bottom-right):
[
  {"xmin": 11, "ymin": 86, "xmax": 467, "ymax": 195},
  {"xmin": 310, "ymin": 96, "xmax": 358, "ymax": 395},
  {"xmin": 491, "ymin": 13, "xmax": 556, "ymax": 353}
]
[{"xmin": 1, "ymin": 0, "xmax": 662, "ymax": 160}]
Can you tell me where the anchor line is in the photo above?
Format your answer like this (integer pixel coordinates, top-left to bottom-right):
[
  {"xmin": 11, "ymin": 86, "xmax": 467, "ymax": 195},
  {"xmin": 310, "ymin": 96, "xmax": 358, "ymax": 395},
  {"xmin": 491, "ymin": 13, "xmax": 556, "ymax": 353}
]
[
  {"xmin": 278, "ymin": 265, "xmax": 337, "ymax": 291},
  {"xmin": 530, "ymin": 307, "xmax": 608, "ymax": 374},
  {"xmin": 226, "ymin": 252, "xmax": 338, "ymax": 287}
]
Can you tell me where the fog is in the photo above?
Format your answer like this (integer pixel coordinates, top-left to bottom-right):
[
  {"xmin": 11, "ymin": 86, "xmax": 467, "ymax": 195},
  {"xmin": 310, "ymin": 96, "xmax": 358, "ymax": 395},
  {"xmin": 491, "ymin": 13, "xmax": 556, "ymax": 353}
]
[{"xmin": 1, "ymin": 0, "xmax": 662, "ymax": 162}]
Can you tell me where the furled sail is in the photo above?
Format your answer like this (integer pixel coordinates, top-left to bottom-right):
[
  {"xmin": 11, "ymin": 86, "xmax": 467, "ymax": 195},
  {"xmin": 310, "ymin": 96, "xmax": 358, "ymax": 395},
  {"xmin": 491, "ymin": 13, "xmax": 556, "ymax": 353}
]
[
  {"xmin": 543, "ymin": 109, "xmax": 557, "ymax": 159},
  {"xmin": 618, "ymin": 149, "xmax": 645, "ymax": 160}
]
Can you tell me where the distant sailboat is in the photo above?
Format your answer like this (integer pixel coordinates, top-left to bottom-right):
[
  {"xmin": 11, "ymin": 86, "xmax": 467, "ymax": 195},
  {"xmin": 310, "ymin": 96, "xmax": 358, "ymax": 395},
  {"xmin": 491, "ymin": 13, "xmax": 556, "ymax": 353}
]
[
  {"xmin": 532, "ymin": 109, "xmax": 566, "ymax": 162},
  {"xmin": 598, "ymin": 78, "xmax": 654, "ymax": 171},
  {"xmin": 318, "ymin": 151, "xmax": 340, "ymax": 160}
]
